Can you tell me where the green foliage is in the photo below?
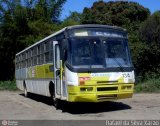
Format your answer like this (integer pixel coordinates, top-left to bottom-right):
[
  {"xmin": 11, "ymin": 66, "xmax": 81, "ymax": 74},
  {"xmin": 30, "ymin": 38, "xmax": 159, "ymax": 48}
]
[
  {"xmin": 0, "ymin": 0, "xmax": 66, "ymax": 80},
  {"xmin": 26, "ymin": 20, "xmax": 55, "ymax": 45},
  {"xmin": 65, "ymin": 11, "xmax": 82, "ymax": 22},
  {"xmin": 57, "ymin": 11, "xmax": 81, "ymax": 29},
  {"xmin": 23, "ymin": 0, "xmax": 66, "ymax": 23},
  {"xmin": 81, "ymin": 1, "xmax": 150, "ymax": 30},
  {"xmin": 0, "ymin": 81, "xmax": 18, "ymax": 91},
  {"xmin": 57, "ymin": 19, "xmax": 80, "ymax": 29},
  {"xmin": 136, "ymin": 11, "xmax": 160, "ymax": 80},
  {"xmin": 135, "ymin": 78, "xmax": 160, "ymax": 93},
  {"xmin": 139, "ymin": 11, "xmax": 160, "ymax": 44}
]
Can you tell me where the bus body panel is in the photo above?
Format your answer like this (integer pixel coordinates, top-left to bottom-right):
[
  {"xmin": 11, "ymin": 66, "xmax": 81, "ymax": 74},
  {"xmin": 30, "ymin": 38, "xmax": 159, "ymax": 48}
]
[
  {"xmin": 65, "ymin": 67, "xmax": 134, "ymax": 102},
  {"xmin": 16, "ymin": 79, "xmax": 54, "ymax": 97},
  {"xmin": 15, "ymin": 63, "xmax": 54, "ymax": 97}
]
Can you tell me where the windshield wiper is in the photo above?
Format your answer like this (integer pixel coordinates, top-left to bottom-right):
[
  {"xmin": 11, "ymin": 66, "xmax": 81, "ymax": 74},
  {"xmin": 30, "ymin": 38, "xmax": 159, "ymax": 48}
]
[
  {"xmin": 113, "ymin": 58, "xmax": 125, "ymax": 72},
  {"xmin": 112, "ymin": 48, "xmax": 125, "ymax": 72}
]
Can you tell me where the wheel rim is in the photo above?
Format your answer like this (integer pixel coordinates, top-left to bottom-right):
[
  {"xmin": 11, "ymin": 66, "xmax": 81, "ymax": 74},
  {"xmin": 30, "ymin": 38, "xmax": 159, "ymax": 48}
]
[{"xmin": 24, "ymin": 87, "xmax": 27, "ymax": 97}]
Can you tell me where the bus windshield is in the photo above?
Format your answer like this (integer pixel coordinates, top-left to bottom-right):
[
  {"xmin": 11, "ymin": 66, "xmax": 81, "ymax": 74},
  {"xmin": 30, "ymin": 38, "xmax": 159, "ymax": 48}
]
[
  {"xmin": 68, "ymin": 37, "xmax": 133, "ymax": 70},
  {"xmin": 103, "ymin": 38, "xmax": 132, "ymax": 68}
]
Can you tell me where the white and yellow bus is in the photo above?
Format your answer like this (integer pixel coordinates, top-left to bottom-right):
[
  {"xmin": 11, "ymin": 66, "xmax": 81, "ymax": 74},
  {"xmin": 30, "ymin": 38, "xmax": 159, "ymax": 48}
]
[{"xmin": 15, "ymin": 24, "xmax": 135, "ymax": 109}]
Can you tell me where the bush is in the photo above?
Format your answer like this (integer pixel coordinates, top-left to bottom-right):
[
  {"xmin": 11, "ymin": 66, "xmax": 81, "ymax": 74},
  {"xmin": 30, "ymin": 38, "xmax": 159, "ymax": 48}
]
[
  {"xmin": 0, "ymin": 81, "xmax": 18, "ymax": 91},
  {"xmin": 135, "ymin": 78, "xmax": 160, "ymax": 93}
]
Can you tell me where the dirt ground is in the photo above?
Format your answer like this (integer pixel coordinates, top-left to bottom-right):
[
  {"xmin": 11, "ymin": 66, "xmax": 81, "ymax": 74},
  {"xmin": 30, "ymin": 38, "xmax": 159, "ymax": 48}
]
[{"xmin": 0, "ymin": 91, "xmax": 160, "ymax": 120}]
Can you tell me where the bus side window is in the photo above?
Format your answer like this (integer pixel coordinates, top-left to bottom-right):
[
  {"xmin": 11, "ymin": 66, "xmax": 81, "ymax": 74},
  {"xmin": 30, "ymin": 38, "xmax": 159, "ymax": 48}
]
[
  {"xmin": 33, "ymin": 47, "xmax": 37, "ymax": 66},
  {"xmin": 25, "ymin": 52, "xmax": 27, "ymax": 67},
  {"xmin": 49, "ymin": 40, "xmax": 53, "ymax": 62},
  {"xmin": 40, "ymin": 44, "xmax": 44, "ymax": 64},
  {"xmin": 49, "ymin": 51, "xmax": 53, "ymax": 62},
  {"xmin": 40, "ymin": 54, "xmax": 44, "ymax": 64},
  {"xmin": 45, "ymin": 52, "xmax": 49, "ymax": 63},
  {"xmin": 20, "ymin": 55, "xmax": 22, "ymax": 69}
]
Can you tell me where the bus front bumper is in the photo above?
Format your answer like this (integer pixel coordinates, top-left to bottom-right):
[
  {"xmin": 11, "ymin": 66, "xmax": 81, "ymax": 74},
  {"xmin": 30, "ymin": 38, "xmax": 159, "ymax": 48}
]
[{"xmin": 67, "ymin": 84, "xmax": 134, "ymax": 102}]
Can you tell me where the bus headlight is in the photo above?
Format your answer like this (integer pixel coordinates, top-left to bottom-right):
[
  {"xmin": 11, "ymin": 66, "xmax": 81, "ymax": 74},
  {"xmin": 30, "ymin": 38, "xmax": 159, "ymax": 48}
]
[{"xmin": 121, "ymin": 86, "xmax": 132, "ymax": 90}]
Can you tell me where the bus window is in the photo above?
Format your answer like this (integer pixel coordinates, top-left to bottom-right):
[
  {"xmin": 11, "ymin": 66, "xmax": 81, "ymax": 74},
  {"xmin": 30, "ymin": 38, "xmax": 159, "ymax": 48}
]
[
  {"xmin": 49, "ymin": 51, "xmax": 53, "ymax": 62},
  {"xmin": 68, "ymin": 37, "xmax": 104, "ymax": 68},
  {"xmin": 104, "ymin": 38, "xmax": 132, "ymax": 67},
  {"xmin": 40, "ymin": 54, "xmax": 44, "ymax": 64},
  {"xmin": 45, "ymin": 52, "xmax": 49, "ymax": 63}
]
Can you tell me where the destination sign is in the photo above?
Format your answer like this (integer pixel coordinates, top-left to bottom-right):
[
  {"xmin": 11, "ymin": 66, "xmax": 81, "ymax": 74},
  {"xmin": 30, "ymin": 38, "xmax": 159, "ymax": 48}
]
[{"xmin": 70, "ymin": 28, "xmax": 126, "ymax": 38}]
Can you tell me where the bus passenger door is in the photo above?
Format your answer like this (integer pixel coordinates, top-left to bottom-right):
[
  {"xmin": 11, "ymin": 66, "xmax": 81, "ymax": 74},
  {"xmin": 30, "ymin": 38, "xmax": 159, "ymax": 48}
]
[{"xmin": 53, "ymin": 42, "xmax": 62, "ymax": 98}]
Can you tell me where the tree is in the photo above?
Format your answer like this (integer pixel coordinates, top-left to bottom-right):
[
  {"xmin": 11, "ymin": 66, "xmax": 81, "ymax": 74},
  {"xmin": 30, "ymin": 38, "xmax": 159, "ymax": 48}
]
[
  {"xmin": 0, "ymin": 0, "xmax": 66, "ymax": 80},
  {"xmin": 81, "ymin": 1, "xmax": 150, "ymax": 32},
  {"xmin": 140, "ymin": 11, "xmax": 160, "ymax": 45},
  {"xmin": 33, "ymin": 0, "xmax": 66, "ymax": 23},
  {"xmin": 137, "ymin": 11, "xmax": 160, "ymax": 78},
  {"xmin": 65, "ymin": 11, "xmax": 81, "ymax": 22},
  {"xmin": 57, "ymin": 11, "xmax": 81, "ymax": 29}
]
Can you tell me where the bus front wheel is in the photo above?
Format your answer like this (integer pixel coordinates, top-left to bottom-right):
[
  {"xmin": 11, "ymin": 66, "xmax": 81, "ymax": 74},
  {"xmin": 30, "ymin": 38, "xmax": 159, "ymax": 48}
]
[{"xmin": 54, "ymin": 98, "xmax": 61, "ymax": 110}]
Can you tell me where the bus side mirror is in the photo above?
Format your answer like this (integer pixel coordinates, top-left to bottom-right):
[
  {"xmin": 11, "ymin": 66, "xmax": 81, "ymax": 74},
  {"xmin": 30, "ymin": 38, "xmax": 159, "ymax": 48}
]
[{"xmin": 56, "ymin": 70, "xmax": 60, "ymax": 76}]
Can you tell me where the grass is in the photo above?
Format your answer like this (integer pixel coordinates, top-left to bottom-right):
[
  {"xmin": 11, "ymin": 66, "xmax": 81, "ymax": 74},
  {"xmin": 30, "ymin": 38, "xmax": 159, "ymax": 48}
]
[
  {"xmin": 0, "ymin": 81, "xmax": 18, "ymax": 91},
  {"xmin": 135, "ymin": 78, "xmax": 160, "ymax": 93}
]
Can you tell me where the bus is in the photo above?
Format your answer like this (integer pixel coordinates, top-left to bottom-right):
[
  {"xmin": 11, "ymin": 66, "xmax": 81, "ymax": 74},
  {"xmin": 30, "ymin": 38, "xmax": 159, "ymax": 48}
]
[{"xmin": 15, "ymin": 24, "xmax": 135, "ymax": 109}]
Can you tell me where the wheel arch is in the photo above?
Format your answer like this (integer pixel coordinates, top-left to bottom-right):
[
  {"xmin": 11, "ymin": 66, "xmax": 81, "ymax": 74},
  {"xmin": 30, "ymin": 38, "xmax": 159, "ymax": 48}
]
[{"xmin": 49, "ymin": 81, "xmax": 55, "ymax": 98}]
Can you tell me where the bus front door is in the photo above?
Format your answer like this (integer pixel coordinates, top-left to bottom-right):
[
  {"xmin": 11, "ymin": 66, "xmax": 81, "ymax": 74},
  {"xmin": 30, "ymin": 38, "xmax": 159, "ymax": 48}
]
[{"xmin": 53, "ymin": 42, "xmax": 62, "ymax": 99}]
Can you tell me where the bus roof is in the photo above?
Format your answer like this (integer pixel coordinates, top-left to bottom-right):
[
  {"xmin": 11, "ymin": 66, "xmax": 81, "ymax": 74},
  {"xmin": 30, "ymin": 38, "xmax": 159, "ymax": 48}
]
[
  {"xmin": 67, "ymin": 24, "xmax": 126, "ymax": 31},
  {"xmin": 16, "ymin": 24, "xmax": 126, "ymax": 56}
]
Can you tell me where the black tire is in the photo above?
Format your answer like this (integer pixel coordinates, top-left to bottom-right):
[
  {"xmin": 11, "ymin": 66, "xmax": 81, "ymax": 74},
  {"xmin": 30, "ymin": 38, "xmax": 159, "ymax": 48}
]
[
  {"xmin": 49, "ymin": 82, "xmax": 55, "ymax": 105},
  {"xmin": 54, "ymin": 98, "xmax": 61, "ymax": 110}
]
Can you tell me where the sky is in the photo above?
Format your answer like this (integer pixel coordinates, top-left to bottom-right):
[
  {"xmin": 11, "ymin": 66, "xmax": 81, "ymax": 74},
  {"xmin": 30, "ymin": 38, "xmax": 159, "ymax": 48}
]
[{"xmin": 60, "ymin": 0, "xmax": 160, "ymax": 20}]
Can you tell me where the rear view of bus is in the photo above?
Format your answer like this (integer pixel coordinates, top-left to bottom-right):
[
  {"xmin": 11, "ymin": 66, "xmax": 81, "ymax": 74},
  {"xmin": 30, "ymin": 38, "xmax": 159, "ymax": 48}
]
[{"xmin": 15, "ymin": 25, "xmax": 135, "ymax": 108}]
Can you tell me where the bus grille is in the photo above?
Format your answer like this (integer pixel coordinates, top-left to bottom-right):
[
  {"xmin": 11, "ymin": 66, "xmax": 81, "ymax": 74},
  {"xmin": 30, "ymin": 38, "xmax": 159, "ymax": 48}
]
[
  {"xmin": 97, "ymin": 94, "xmax": 117, "ymax": 101},
  {"xmin": 97, "ymin": 87, "xmax": 118, "ymax": 91},
  {"xmin": 97, "ymin": 81, "xmax": 118, "ymax": 85}
]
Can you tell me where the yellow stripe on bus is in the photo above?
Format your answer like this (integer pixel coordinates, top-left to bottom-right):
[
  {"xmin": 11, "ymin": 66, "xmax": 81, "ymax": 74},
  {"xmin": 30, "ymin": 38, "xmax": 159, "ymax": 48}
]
[{"xmin": 27, "ymin": 64, "xmax": 54, "ymax": 79}]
